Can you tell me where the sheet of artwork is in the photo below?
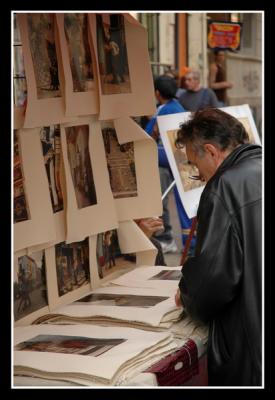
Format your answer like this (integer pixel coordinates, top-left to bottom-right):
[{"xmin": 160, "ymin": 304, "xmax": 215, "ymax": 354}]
[
  {"xmin": 14, "ymin": 129, "xmax": 56, "ymax": 252},
  {"xmin": 102, "ymin": 124, "xmax": 138, "ymax": 199},
  {"xmin": 220, "ymin": 104, "xmax": 261, "ymax": 144},
  {"xmin": 95, "ymin": 229, "xmax": 136, "ymax": 281},
  {"xmin": 14, "ymin": 324, "xmax": 175, "ymax": 386},
  {"xmin": 61, "ymin": 117, "xmax": 118, "ymax": 243},
  {"xmin": 158, "ymin": 112, "xmax": 205, "ymax": 219},
  {"xmin": 17, "ymin": 13, "xmax": 76, "ymax": 128},
  {"xmin": 42, "ymin": 285, "xmax": 179, "ymax": 327},
  {"xmin": 89, "ymin": 13, "xmax": 156, "ymax": 120},
  {"xmin": 102, "ymin": 117, "xmax": 162, "ymax": 221},
  {"xmin": 13, "ymin": 249, "xmax": 50, "ymax": 327},
  {"xmin": 14, "ymin": 107, "xmax": 25, "ymax": 130},
  {"xmin": 26, "ymin": 125, "xmax": 67, "ymax": 255},
  {"xmin": 14, "ymin": 130, "xmax": 30, "ymax": 225},
  {"xmin": 45, "ymin": 237, "xmax": 92, "ymax": 310},
  {"xmin": 158, "ymin": 104, "xmax": 261, "ymax": 218},
  {"xmin": 110, "ymin": 266, "xmax": 182, "ymax": 291},
  {"xmin": 90, "ymin": 221, "xmax": 157, "ymax": 288},
  {"xmin": 56, "ymin": 13, "xmax": 99, "ymax": 117}
]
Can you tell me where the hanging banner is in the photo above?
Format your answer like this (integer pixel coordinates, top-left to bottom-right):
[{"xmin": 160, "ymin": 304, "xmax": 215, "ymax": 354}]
[{"xmin": 207, "ymin": 21, "xmax": 242, "ymax": 51}]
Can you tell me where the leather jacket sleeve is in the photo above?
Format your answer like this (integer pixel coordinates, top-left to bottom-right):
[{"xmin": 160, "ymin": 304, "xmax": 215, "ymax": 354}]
[{"xmin": 179, "ymin": 190, "xmax": 243, "ymax": 323}]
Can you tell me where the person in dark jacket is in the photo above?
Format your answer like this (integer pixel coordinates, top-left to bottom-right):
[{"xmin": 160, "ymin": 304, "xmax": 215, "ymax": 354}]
[{"xmin": 174, "ymin": 108, "xmax": 262, "ymax": 386}]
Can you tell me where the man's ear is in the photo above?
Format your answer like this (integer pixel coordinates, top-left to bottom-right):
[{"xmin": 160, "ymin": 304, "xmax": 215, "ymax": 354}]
[
  {"xmin": 203, "ymin": 143, "xmax": 220, "ymax": 160},
  {"xmin": 155, "ymin": 89, "xmax": 161, "ymax": 102}
]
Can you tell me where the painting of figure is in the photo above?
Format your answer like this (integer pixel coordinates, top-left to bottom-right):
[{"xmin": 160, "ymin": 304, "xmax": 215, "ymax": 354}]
[
  {"xmin": 96, "ymin": 230, "xmax": 135, "ymax": 279},
  {"xmin": 167, "ymin": 129, "xmax": 205, "ymax": 192},
  {"xmin": 40, "ymin": 125, "xmax": 63, "ymax": 213},
  {"xmin": 96, "ymin": 14, "xmax": 131, "ymax": 94},
  {"xmin": 102, "ymin": 126, "xmax": 137, "ymax": 199},
  {"xmin": 238, "ymin": 117, "xmax": 256, "ymax": 144},
  {"xmin": 27, "ymin": 13, "xmax": 61, "ymax": 99},
  {"xmin": 65, "ymin": 125, "xmax": 97, "ymax": 209},
  {"xmin": 64, "ymin": 13, "xmax": 94, "ymax": 92},
  {"xmin": 14, "ymin": 251, "xmax": 48, "ymax": 321},
  {"xmin": 55, "ymin": 239, "xmax": 90, "ymax": 297}
]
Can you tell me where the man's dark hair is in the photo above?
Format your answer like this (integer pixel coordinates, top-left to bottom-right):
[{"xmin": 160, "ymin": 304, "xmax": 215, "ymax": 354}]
[
  {"xmin": 154, "ymin": 75, "xmax": 177, "ymax": 100},
  {"xmin": 175, "ymin": 108, "xmax": 249, "ymax": 154}
]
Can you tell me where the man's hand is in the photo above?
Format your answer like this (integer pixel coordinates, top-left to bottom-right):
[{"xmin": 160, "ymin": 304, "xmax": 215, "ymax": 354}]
[
  {"xmin": 175, "ymin": 288, "xmax": 183, "ymax": 307},
  {"xmin": 135, "ymin": 217, "xmax": 164, "ymax": 238},
  {"xmin": 152, "ymin": 123, "xmax": 160, "ymax": 141},
  {"xmin": 225, "ymin": 81, "xmax": 233, "ymax": 89}
]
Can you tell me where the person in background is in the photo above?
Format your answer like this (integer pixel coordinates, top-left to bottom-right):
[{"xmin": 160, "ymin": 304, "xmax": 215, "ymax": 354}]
[
  {"xmin": 164, "ymin": 68, "xmax": 186, "ymax": 99},
  {"xmin": 178, "ymin": 69, "xmax": 219, "ymax": 111},
  {"xmin": 145, "ymin": 75, "xmax": 184, "ymax": 254},
  {"xmin": 174, "ymin": 108, "xmax": 262, "ymax": 386},
  {"xmin": 209, "ymin": 50, "xmax": 233, "ymax": 107},
  {"xmin": 144, "ymin": 75, "xmax": 194, "ymax": 255}
]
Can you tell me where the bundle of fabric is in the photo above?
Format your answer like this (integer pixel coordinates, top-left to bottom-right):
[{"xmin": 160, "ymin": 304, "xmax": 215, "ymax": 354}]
[{"xmin": 14, "ymin": 324, "xmax": 178, "ymax": 386}]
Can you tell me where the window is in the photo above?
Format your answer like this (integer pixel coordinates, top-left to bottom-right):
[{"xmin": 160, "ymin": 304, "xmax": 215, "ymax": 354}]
[{"xmin": 13, "ymin": 14, "xmax": 27, "ymax": 107}]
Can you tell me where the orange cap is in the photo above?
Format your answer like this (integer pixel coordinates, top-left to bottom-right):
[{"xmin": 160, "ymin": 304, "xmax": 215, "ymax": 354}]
[{"xmin": 179, "ymin": 66, "xmax": 191, "ymax": 77}]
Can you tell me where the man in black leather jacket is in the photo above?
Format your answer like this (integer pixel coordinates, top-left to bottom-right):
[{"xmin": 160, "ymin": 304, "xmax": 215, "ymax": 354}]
[{"xmin": 174, "ymin": 108, "xmax": 262, "ymax": 386}]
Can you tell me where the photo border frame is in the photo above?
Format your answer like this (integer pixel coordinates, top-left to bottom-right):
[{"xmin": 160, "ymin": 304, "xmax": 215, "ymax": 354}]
[
  {"xmin": 55, "ymin": 13, "xmax": 99, "ymax": 118},
  {"xmin": 88, "ymin": 13, "xmax": 156, "ymax": 120}
]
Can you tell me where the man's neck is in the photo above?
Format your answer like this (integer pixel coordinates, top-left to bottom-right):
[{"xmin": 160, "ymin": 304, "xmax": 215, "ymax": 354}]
[
  {"xmin": 189, "ymin": 85, "xmax": 201, "ymax": 93},
  {"xmin": 159, "ymin": 97, "xmax": 170, "ymax": 105}
]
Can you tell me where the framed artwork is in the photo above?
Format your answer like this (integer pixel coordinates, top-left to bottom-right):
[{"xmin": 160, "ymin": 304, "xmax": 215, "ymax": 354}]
[
  {"xmin": 55, "ymin": 13, "xmax": 99, "ymax": 117},
  {"xmin": 61, "ymin": 116, "xmax": 118, "ymax": 243},
  {"xmin": 14, "ymin": 249, "xmax": 50, "ymax": 326},
  {"xmin": 158, "ymin": 104, "xmax": 261, "ymax": 218},
  {"xmin": 45, "ymin": 237, "xmax": 92, "ymax": 310},
  {"xmin": 17, "ymin": 13, "xmax": 76, "ymax": 128},
  {"xmin": 14, "ymin": 128, "xmax": 56, "ymax": 252},
  {"xmin": 89, "ymin": 13, "xmax": 156, "ymax": 120}
]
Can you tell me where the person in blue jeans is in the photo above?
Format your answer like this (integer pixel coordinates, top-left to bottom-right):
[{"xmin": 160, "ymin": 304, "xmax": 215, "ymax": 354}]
[{"xmin": 145, "ymin": 75, "xmax": 195, "ymax": 254}]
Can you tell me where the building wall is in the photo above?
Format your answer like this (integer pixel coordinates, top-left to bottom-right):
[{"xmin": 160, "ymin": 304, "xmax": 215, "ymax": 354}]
[
  {"xmin": 187, "ymin": 13, "xmax": 208, "ymax": 86},
  {"xmin": 159, "ymin": 13, "xmax": 175, "ymax": 66},
  {"xmin": 135, "ymin": 12, "xmax": 262, "ymax": 134},
  {"xmin": 226, "ymin": 13, "xmax": 262, "ymax": 133}
]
